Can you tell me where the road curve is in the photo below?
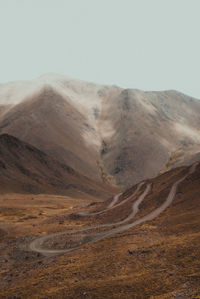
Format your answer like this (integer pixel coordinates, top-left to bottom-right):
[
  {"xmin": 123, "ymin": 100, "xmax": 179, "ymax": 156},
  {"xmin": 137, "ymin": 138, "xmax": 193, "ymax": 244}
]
[
  {"xmin": 78, "ymin": 182, "xmax": 144, "ymax": 216},
  {"xmin": 99, "ymin": 162, "xmax": 198, "ymax": 239},
  {"xmin": 29, "ymin": 183, "xmax": 150, "ymax": 255},
  {"xmin": 107, "ymin": 193, "xmax": 122, "ymax": 209},
  {"xmin": 29, "ymin": 163, "xmax": 198, "ymax": 256}
]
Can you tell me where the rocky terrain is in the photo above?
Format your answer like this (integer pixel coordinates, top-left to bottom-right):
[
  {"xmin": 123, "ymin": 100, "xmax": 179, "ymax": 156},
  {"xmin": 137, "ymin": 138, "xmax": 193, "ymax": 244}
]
[
  {"xmin": 0, "ymin": 133, "xmax": 115, "ymax": 199},
  {"xmin": 0, "ymin": 161, "xmax": 199, "ymax": 298},
  {"xmin": 0, "ymin": 74, "xmax": 200, "ymax": 187},
  {"xmin": 0, "ymin": 74, "xmax": 200, "ymax": 298}
]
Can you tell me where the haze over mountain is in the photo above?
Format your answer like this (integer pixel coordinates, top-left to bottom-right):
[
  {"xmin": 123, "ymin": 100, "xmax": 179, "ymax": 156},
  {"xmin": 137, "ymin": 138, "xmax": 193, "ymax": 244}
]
[{"xmin": 0, "ymin": 73, "xmax": 200, "ymax": 187}]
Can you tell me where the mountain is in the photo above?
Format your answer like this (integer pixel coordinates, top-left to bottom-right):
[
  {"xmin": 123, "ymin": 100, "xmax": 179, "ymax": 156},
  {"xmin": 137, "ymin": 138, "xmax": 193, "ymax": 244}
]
[
  {"xmin": 0, "ymin": 73, "xmax": 200, "ymax": 187},
  {"xmin": 0, "ymin": 134, "xmax": 115, "ymax": 199}
]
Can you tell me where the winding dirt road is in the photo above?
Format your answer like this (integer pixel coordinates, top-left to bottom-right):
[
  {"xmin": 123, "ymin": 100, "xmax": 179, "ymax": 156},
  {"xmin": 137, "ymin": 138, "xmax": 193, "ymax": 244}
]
[
  {"xmin": 29, "ymin": 163, "xmax": 198, "ymax": 256},
  {"xmin": 29, "ymin": 183, "xmax": 150, "ymax": 255},
  {"xmin": 78, "ymin": 182, "xmax": 144, "ymax": 216}
]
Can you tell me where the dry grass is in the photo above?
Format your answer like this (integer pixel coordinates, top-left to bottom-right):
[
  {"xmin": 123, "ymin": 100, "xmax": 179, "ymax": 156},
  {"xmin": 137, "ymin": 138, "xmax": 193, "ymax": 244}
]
[{"xmin": 0, "ymin": 164, "xmax": 200, "ymax": 298}]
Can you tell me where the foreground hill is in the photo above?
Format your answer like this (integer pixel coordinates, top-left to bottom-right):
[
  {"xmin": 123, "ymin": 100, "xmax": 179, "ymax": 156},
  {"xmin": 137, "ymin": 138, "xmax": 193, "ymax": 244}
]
[
  {"xmin": 0, "ymin": 160, "xmax": 199, "ymax": 297},
  {"xmin": 0, "ymin": 134, "xmax": 115, "ymax": 199},
  {"xmin": 0, "ymin": 74, "xmax": 200, "ymax": 187}
]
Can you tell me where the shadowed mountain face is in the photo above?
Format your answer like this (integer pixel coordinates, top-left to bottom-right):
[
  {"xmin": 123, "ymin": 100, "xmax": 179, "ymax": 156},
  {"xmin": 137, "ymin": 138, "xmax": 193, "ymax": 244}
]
[
  {"xmin": 0, "ymin": 73, "xmax": 200, "ymax": 187},
  {"xmin": 0, "ymin": 134, "xmax": 115, "ymax": 199}
]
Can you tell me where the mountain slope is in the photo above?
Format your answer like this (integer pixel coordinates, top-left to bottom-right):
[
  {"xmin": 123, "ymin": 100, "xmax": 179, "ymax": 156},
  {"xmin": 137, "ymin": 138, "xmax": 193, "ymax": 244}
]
[
  {"xmin": 100, "ymin": 88, "xmax": 200, "ymax": 186},
  {"xmin": 0, "ymin": 74, "xmax": 200, "ymax": 187},
  {"xmin": 0, "ymin": 85, "xmax": 101, "ymax": 180},
  {"xmin": 1, "ymin": 160, "xmax": 199, "ymax": 297},
  {"xmin": 0, "ymin": 134, "xmax": 115, "ymax": 199}
]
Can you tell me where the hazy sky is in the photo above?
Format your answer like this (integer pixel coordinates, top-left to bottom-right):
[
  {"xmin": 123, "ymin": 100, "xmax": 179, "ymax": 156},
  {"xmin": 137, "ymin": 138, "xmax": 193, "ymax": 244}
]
[{"xmin": 0, "ymin": 0, "xmax": 200, "ymax": 98}]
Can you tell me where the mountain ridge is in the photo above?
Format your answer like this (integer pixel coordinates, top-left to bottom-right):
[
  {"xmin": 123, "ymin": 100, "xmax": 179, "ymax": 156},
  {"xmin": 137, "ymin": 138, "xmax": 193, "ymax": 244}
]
[{"xmin": 0, "ymin": 74, "xmax": 200, "ymax": 187}]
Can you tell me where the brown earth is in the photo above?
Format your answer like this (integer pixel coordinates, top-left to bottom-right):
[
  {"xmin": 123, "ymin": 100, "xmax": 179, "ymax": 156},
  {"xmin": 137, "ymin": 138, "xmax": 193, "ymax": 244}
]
[
  {"xmin": 0, "ymin": 133, "xmax": 116, "ymax": 200},
  {"xmin": 0, "ymin": 162, "xmax": 199, "ymax": 298}
]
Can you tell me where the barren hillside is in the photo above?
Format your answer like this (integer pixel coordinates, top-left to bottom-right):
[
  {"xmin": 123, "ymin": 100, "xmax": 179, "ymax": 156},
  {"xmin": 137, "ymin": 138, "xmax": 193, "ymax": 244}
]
[
  {"xmin": 0, "ymin": 159, "xmax": 199, "ymax": 298},
  {"xmin": 0, "ymin": 74, "xmax": 200, "ymax": 187},
  {"xmin": 0, "ymin": 134, "xmax": 115, "ymax": 199}
]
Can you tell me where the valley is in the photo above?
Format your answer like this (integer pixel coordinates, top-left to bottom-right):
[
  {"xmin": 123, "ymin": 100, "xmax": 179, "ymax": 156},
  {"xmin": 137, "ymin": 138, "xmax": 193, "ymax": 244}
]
[
  {"xmin": 0, "ymin": 75, "xmax": 200, "ymax": 298},
  {"xmin": 0, "ymin": 159, "xmax": 200, "ymax": 298}
]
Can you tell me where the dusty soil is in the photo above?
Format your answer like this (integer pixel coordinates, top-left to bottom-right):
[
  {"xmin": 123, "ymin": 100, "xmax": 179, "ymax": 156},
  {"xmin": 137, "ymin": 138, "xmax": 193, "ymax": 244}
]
[{"xmin": 0, "ymin": 164, "xmax": 200, "ymax": 298}]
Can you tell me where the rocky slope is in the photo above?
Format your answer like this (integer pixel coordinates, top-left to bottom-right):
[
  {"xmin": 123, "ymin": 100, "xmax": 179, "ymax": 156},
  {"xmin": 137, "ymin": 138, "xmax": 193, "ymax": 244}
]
[
  {"xmin": 0, "ymin": 73, "xmax": 200, "ymax": 187},
  {"xmin": 0, "ymin": 134, "xmax": 115, "ymax": 199}
]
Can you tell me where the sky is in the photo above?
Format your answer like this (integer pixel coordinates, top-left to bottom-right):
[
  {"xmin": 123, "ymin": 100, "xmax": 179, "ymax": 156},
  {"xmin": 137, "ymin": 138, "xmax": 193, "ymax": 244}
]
[{"xmin": 0, "ymin": 0, "xmax": 200, "ymax": 98}]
